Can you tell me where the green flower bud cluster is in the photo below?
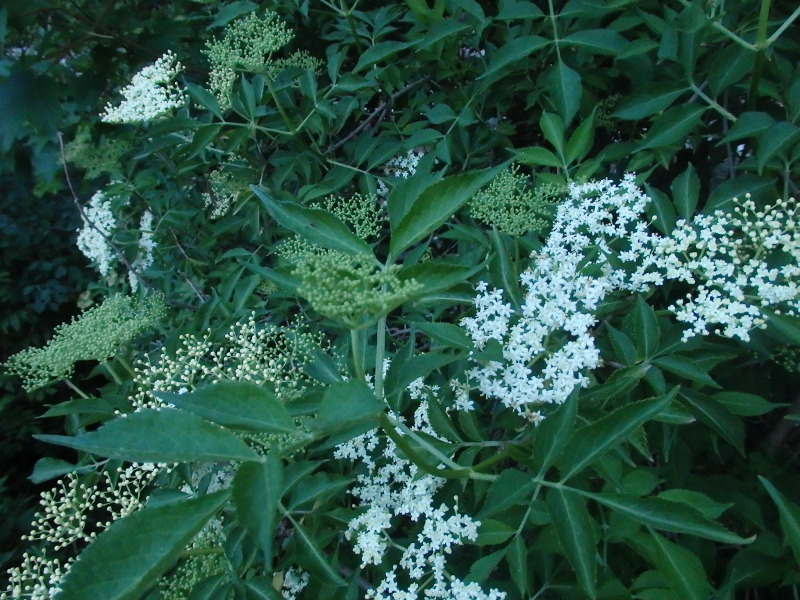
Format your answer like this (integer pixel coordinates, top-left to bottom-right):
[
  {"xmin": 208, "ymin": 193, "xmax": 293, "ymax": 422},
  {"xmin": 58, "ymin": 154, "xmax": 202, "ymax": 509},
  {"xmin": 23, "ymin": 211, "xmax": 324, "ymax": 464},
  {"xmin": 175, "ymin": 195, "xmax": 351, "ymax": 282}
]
[
  {"xmin": 64, "ymin": 134, "xmax": 129, "ymax": 179},
  {"xmin": 294, "ymin": 250, "xmax": 423, "ymax": 329},
  {"xmin": 469, "ymin": 164, "xmax": 558, "ymax": 236},
  {"xmin": 4, "ymin": 294, "xmax": 166, "ymax": 392},
  {"xmin": 310, "ymin": 192, "xmax": 383, "ymax": 241},
  {"xmin": 204, "ymin": 11, "xmax": 320, "ymax": 110}
]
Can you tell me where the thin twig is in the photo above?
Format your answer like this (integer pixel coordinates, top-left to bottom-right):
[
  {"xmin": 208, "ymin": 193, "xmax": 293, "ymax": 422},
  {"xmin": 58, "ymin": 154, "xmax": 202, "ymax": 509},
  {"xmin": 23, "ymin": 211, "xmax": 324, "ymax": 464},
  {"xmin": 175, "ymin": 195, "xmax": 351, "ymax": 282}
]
[
  {"xmin": 324, "ymin": 77, "xmax": 429, "ymax": 154},
  {"xmin": 58, "ymin": 132, "xmax": 152, "ymax": 292}
]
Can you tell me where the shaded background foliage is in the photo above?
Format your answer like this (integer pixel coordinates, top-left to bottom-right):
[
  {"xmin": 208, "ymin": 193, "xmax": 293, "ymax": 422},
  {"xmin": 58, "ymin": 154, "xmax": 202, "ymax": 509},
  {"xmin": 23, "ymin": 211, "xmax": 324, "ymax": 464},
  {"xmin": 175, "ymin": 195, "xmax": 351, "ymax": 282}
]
[{"xmin": 2, "ymin": 0, "xmax": 800, "ymax": 597}]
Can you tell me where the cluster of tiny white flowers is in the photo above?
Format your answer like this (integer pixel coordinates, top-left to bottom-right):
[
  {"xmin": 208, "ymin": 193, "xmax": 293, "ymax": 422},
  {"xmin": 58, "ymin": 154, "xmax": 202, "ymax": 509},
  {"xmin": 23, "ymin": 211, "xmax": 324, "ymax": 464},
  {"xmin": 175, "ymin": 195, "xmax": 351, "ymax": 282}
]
[
  {"xmin": 100, "ymin": 51, "xmax": 186, "ymax": 123},
  {"xmin": 376, "ymin": 149, "xmax": 427, "ymax": 198},
  {"xmin": 628, "ymin": 196, "xmax": 800, "ymax": 341},
  {"xmin": 76, "ymin": 190, "xmax": 117, "ymax": 276},
  {"xmin": 131, "ymin": 313, "xmax": 321, "ymax": 410},
  {"xmin": 2, "ymin": 463, "xmax": 166, "ymax": 599},
  {"xmin": 334, "ymin": 399, "xmax": 504, "ymax": 600},
  {"xmin": 460, "ymin": 175, "xmax": 800, "ymax": 418},
  {"xmin": 0, "ymin": 552, "xmax": 71, "ymax": 600},
  {"xmin": 281, "ymin": 567, "xmax": 310, "ymax": 600},
  {"xmin": 129, "ymin": 210, "xmax": 156, "ymax": 291}
]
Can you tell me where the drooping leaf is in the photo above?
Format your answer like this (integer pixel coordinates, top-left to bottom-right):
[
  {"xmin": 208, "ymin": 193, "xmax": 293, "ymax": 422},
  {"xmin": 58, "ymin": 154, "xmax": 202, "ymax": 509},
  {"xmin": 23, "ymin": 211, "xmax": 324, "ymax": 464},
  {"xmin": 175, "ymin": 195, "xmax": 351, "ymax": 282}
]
[
  {"xmin": 670, "ymin": 163, "xmax": 700, "ymax": 220},
  {"xmin": 588, "ymin": 492, "xmax": 752, "ymax": 544},
  {"xmin": 156, "ymin": 381, "xmax": 296, "ymax": 434},
  {"xmin": 640, "ymin": 530, "xmax": 712, "ymax": 600},
  {"xmin": 544, "ymin": 62, "xmax": 582, "ymax": 127},
  {"xmin": 253, "ymin": 186, "xmax": 375, "ymax": 259},
  {"xmin": 478, "ymin": 469, "xmax": 536, "ymax": 519},
  {"xmin": 531, "ymin": 393, "xmax": 578, "ymax": 476},
  {"xmin": 56, "ymin": 490, "xmax": 230, "ymax": 600},
  {"xmin": 546, "ymin": 488, "xmax": 597, "ymax": 598},
  {"xmin": 233, "ymin": 454, "xmax": 284, "ymax": 568},
  {"xmin": 677, "ymin": 390, "xmax": 744, "ymax": 455},
  {"xmin": 558, "ymin": 391, "xmax": 674, "ymax": 480},
  {"xmin": 478, "ymin": 36, "xmax": 550, "ymax": 82},
  {"xmin": 36, "ymin": 409, "xmax": 263, "ymax": 463},
  {"xmin": 640, "ymin": 104, "xmax": 706, "ymax": 150},
  {"xmin": 614, "ymin": 82, "xmax": 688, "ymax": 120},
  {"xmin": 759, "ymin": 476, "xmax": 800, "ymax": 564},
  {"xmin": 388, "ymin": 166, "xmax": 503, "ymax": 261},
  {"xmin": 561, "ymin": 29, "xmax": 628, "ymax": 55},
  {"xmin": 285, "ymin": 513, "xmax": 347, "ymax": 586},
  {"xmin": 313, "ymin": 379, "xmax": 385, "ymax": 432}
]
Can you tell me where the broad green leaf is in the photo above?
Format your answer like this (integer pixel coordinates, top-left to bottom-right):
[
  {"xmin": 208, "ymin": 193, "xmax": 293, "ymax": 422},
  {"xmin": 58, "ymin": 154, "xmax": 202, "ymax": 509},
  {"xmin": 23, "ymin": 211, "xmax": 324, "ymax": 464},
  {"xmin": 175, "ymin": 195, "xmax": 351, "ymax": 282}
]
[
  {"xmin": 677, "ymin": 390, "xmax": 744, "ymax": 455},
  {"xmin": 424, "ymin": 103, "xmax": 457, "ymax": 124},
  {"xmin": 565, "ymin": 110, "xmax": 596, "ymax": 164},
  {"xmin": 56, "ymin": 490, "xmax": 230, "ymax": 600},
  {"xmin": 466, "ymin": 548, "xmax": 506, "ymax": 582},
  {"xmin": 241, "ymin": 576, "xmax": 282, "ymax": 600},
  {"xmin": 156, "ymin": 381, "xmax": 296, "ymax": 434},
  {"xmin": 412, "ymin": 20, "xmax": 471, "ymax": 50},
  {"xmin": 210, "ymin": 2, "xmax": 257, "ymax": 27},
  {"xmin": 241, "ymin": 261, "xmax": 301, "ymax": 295},
  {"xmin": 544, "ymin": 62, "xmax": 582, "ymax": 126},
  {"xmin": 656, "ymin": 489, "xmax": 732, "ymax": 520},
  {"xmin": 400, "ymin": 260, "xmax": 484, "ymax": 298},
  {"xmin": 670, "ymin": 163, "xmax": 700, "ymax": 220},
  {"xmin": 496, "ymin": 2, "xmax": 545, "ymax": 19},
  {"xmin": 644, "ymin": 185, "xmax": 676, "ymax": 235},
  {"xmin": 558, "ymin": 391, "xmax": 674, "ymax": 480},
  {"xmin": 185, "ymin": 83, "xmax": 224, "ymax": 119},
  {"xmin": 756, "ymin": 122, "xmax": 800, "ymax": 174},
  {"xmin": 475, "ymin": 520, "xmax": 516, "ymax": 546},
  {"xmin": 388, "ymin": 166, "xmax": 502, "ymax": 261},
  {"xmin": 506, "ymin": 534, "xmax": 529, "ymax": 595},
  {"xmin": 313, "ymin": 380, "xmax": 385, "ymax": 432},
  {"xmin": 588, "ymin": 492, "xmax": 751, "ymax": 544},
  {"xmin": 640, "ymin": 104, "xmax": 706, "ymax": 150},
  {"xmin": 285, "ymin": 513, "xmax": 347, "ymax": 586},
  {"xmin": 415, "ymin": 321, "xmax": 473, "ymax": 350},
  {"xmin": 767, "ymin": 312, "xmax": 800, "ymax": 345},
  {"xmin": 478, "ymin": 469, "xmax": 536, "ymax": 519},
  {"xmin": 354, "ymin": 41, "xmax": 411, "ymax": 72},
  {"xmin": 29, "ymin": 457, "xmax": 93, "ymax": 484},
  {"xmin": 252, "ymin": 186, "xmax": 375, "ymax": 259},
  {"xmin": 633, "ymin": 296, "xmax": 660, "ymax": 359},
  {"xmin": 708, "ymin": 44, "xmax": 755, "ymax": 96},
  {"xmin": 540, "ymin": 112, "xmax": 565, "ymax": 159},
  {"xmin": 614, "ymin": 83, "xmax": 687, "ymax": 120},
  {"xmin": 607, "ymin": 324, "xmax": 638, "ymax": 366},
  {"xmin": 652, "ymin": 355, "xmax": 719, "ymax": 388},
  {"xmin": 36, "ymin": 409, "xmax": 263, "ymax": 463},
  {"xmin": 233, "ymin": 454, "xmax": 283, "ymax": 568},
  {"xmin": 546, "ymin": 488, "xmax": 597, "ymax": 598},
  {"xmin": 759, "ymin": 476, "xmax": 800, "ymax": 564},
  {"xmin": 719, "ymin": 111, "xmax": 775, "ymax": 144},
  {"xmin": 478, "ymin": 36, "xmax": 550, "ymax": 82},
  {"xmin": 640, "ymin": 530, "xmax": 711, "ymax": 600},
  {"xmin": 713, "ymin": 391, "xmax": 783, "ymax": 416},
  {"xmin": 561, "ymin": 29, "xmax": 628, "ymax": 55},
  {"xmin": 384, "ymin": 351, "xmax": 461, "ymax": 408},
  {"xmin": 488, "ymin": 228, "xmax": 522, "ymax": 309},
  {"xmin": 288, "ymin": 472, "xmax": 354, "ymax": 510},
  {"xmin": 704, "ymin": 174, "xmax": 775, "ymax": 213},
  {"xmin": 531, "ymin": 393, "xmax": 578, "ymax": 476},
  {"xmin": 513, "ymin": 145, "xmax": 562, "ymax": 168}
]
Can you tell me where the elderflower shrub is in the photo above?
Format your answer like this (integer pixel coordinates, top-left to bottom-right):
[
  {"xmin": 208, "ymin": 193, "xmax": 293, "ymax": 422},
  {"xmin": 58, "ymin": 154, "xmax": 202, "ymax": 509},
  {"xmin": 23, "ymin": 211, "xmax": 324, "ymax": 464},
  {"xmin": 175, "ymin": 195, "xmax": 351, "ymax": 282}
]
[
  {"xmin": 100, "ymin": 51, "xmax": 186, "ymax": 124},
  {"xmin": 4, "ymin": 294, "xmax": 165, "ymax": 392}
]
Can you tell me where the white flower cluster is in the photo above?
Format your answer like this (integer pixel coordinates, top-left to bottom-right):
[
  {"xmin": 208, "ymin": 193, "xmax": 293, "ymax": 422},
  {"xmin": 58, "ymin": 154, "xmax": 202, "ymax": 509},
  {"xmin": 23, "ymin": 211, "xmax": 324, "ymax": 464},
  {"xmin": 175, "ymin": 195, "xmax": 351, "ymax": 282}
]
[
  {"xmin": 129, "ymin": 210, "xmax": 155, "ymax": 291},
  {"xmin": 76, "ymin": 190, "xmax": 117, "ymax": 276},
  {"xmin": 281, "ymin": 567, "xmax": 310, "ymax": 600},
  {"xmin": 377, "ymin": 149, "xmax": 428, "ymax": 198},
  {"xmin": 100, "ymin": 51, "xmax": 185, "ymax": 124},
  {"xmin": 334, "ymin": 401, "xmax": 504, "ymax": 600},
  {"xmin": 628, "ymin": 196, "xmax": 800, "ymax": 341},
  {"xmin": 460, "ymin": 175, "xmax": 800, "ymax": 418}
]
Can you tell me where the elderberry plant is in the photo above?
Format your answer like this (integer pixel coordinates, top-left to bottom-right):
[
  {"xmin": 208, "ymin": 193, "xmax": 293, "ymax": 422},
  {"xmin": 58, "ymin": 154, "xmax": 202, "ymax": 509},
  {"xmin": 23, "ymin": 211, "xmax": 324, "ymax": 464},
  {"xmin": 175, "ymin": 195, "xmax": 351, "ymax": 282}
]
[{"xmin": 3, "ymin": 2, "xmax": 800, "ymax": 600}]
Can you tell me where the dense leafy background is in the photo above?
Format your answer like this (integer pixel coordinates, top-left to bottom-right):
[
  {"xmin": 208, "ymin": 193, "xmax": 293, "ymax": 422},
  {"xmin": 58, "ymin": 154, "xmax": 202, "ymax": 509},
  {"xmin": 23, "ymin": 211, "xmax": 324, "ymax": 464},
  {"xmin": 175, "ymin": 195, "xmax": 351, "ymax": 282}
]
[{"xmin": 2, "ymin": 0, "xmax": 800, "ymax": 598}]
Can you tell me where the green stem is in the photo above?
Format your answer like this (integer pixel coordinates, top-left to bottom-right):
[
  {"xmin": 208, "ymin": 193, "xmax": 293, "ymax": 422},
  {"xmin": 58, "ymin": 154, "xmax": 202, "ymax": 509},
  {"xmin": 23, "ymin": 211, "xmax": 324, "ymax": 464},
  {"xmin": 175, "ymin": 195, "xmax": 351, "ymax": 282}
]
[
  {"xmin": 340, "ymin": 0, "xmax": 365, "ymax": 52},
  {"xmin": 690, "ymin": 82, "xmax": 737, "ymax": 122},
  {"xmin": 351, "ymin": 328, "xmax": 366, "ymax": 381},
  {"xmin": 767, "ymin": 6, "xmax": 800, "ymax": 45},
  {"xmin": 103, "ymin": 360, "xmax": 123, "ymax": 385},
  {"xmin": 64, "ymin": 378, "xmax": 90, "ymax": 399},
  {"xmin": 374, "ymin": 313, "xmax": 387, "ymax": 400},
  {"xmin": 265, "ymin": 79, "xmax": 297, "ymax": 135},
  {"xmin": 115, "ymin": 354, "xmax": 137, "ymax": 377},
  {"xmin": 747, "ymin": 0, "xmax": 772, "ymax": 110}
]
